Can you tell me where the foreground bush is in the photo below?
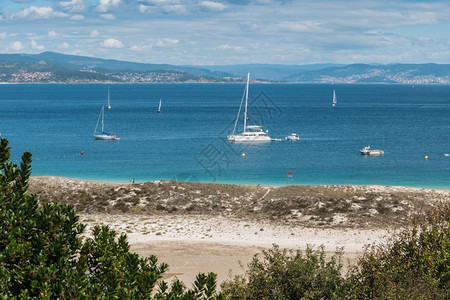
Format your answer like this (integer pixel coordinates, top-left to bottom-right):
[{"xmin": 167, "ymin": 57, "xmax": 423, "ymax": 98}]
[
  {"xmin": 221, "ymin": 245, "xmax": 345, "ymax": 299},
  {"xmin": 222, "ymin": 201, "xmax": 449, "ymax": 300},
  {"xmin": 0, "ymin": 138, "xmax": 224, "ymax": 299},
  {"xmin": 345, "ymin": 201, "xmax": 449, "ymax": 299}
]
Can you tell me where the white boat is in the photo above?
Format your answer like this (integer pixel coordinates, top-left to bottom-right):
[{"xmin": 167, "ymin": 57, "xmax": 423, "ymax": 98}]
[
  {"xmin": 106, "ymin": 88, "xmax": 111, "ymax": 110},
  {"xmin": 360, "ymin": 146, "xmax": 384, "ymax": 155},
  {"xmin": 94, "ymin": 106, "xmax": 119, "ymax": 140},
  {"xmin": 227, "ymin": 73, "xmax": 272, "ymax": 142},
  {"xmin": 331, "ymin": 89, "xmax": 337, "ymax": 107},
  {"xmin": 285, "ymin": 133, "xmax": 300, "ymax": 141},
  {"xmin": 157, "ymin": 99, "xmax": 161, "ymax": 113}
]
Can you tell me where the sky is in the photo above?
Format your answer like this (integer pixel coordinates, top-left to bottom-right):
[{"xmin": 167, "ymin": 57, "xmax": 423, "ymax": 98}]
[{"xmin": 0, "ymin": 0, "xmax": 450, "ymax": 65}]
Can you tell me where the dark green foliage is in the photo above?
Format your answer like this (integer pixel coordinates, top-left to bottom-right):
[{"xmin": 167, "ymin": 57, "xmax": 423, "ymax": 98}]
[
  {"xmin": 0, "ymin": 138, "xmax": 224, "ymax": 299},
  {"xmin": 345, "ymin": 202, "xmax": 450, "ymax": 299},
  {"xmin": 221, "ymin": 205, "xmax": 449, "ymax": 300},
  {"xmin": 0, "ymin": 138, "xmax": 85, "ymax": 298},
  {"xmin": 221, "ymin": 245, "xmax": 345, "ymax": 299}
]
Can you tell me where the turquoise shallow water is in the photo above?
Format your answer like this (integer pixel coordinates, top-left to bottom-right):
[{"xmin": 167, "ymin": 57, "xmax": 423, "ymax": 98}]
[{"xmin": 0, "ymin": 83, "xmax": 449, "ymax": 188}]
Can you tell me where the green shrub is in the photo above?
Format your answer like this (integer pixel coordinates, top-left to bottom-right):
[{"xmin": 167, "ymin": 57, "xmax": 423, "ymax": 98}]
[
  {"xmin": 221, "ymin": 202, "xmax": 449, "ymax": 300},
  {"xmin": 0, "ymin": 138, "xmax": 224, "ymax": 299},
  {"xmin": 221, "ymin": 245, "xmax": 345, "ymax": 299},
  {"xmin": 345, "ymin": 201, "xmax": 450, "ymax": 299}
]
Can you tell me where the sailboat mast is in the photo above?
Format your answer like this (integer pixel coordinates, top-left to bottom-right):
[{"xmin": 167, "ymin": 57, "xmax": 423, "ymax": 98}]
[
  {"xmin": 101, "ymin": 106, "xmax": 104, "ymax": 132},
  {"xmin": 243, "ymin": 73, "xmax": 249, "ymax": 133}
]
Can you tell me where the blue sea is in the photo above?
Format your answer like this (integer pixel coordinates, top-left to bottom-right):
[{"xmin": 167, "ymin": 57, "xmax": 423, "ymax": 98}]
[{"xmin": 1, "ymin": 83, "xmax": 449, "ymax": 188}]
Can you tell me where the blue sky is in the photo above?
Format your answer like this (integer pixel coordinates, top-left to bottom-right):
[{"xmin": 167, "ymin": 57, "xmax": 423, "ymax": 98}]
[{"xmin": 1, "ymin": 0, "xmax": 449, "ymax": 65}]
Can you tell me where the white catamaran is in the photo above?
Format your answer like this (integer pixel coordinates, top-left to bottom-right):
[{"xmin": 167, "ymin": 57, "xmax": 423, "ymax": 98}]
[
  {"xmin": 227, "ymin": 73, "xmax": 272, "ymax": 142},
  {"xmin": 106, "ymin": 88, "xmax": 111, "ymax": 109},
  {"xmin": 94, "ymin": 106, "xmax": 119, "ymax": 140},
  {"xmin": 332, "ymin": 89, "xmax": 337, "ymax": 107}
]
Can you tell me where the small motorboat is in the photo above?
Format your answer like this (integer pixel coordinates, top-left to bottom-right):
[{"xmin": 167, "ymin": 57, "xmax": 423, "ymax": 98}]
[
  {"xmin": 360, "ymin": 146, "xmax": 384, "ymax": 155},
  {"xmin": 285, "ymin": 133, "xmax": 300, "ymax": 141}
]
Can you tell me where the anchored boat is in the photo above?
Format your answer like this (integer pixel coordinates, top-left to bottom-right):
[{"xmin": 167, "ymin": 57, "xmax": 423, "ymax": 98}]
[
  {"xmin": 285, "ymin": 133, "xmax": 300, "ymax": 141},
  {"xmin": 228, "ymin": 73, "xmax": 272, "ymax": 142},
  {"xmin": 360, "ymin": 146, "xmax": 384, "ymax": 155},
  {"xmin": 94, "ymin": 106, "xmax": 119, "ymax": 140},
  {"xmin": 331, "ymin": 89, "xmax": 337, "ymax": 107}
]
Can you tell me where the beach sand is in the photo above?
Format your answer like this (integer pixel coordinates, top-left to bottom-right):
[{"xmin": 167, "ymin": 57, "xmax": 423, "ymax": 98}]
[
  {"xmin": 30, "ymin": 177, "xmax": 449, "ymax": 287},
  {"xmin": 79, "ymin": 213, "xmax": 390, "ymax": 286}
]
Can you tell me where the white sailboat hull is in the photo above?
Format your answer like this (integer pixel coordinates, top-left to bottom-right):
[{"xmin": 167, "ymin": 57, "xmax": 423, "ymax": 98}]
[
  {"xmin": 94, "ymin": 134, "xmax": 119, "ymax": 140},
  {"xmin": 228, "ymin": 134, "xmax": 271, "ymax": 142}
]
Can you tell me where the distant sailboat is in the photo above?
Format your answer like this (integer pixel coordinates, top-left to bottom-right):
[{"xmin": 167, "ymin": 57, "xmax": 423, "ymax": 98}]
[
  {"xmin": 157, "ymin": 99, "xmax": 161, "ymax": 113},
  {"xmin": 331, "ymin": 89, "xmax": 337, "ymax": 107},
  {"xmin": 94, "ymin": 106, "xmax": 119, "ymax": 140},
  {"xmin": 106, "ymin": 88, "xmax": 111, "ymax": 109}
]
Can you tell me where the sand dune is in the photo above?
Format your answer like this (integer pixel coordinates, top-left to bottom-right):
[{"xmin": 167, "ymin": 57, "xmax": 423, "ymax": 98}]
[{"xmin": 30, "ymin": 177, "xmax": 449, "ymax": 286}]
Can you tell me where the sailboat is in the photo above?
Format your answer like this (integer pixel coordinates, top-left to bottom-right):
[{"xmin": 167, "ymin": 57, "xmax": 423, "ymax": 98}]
[
  {"xmin": 331, "ymin": 89, "xmax": 337, "ymax": 107},
  {"xmin": 106, "ymin": 88, "xmax": 111, "ymax": 109},
  {"xmin": 94, "ymin": 106, "xmax": 119, "ymax": 140},
  {"xmin": 157, "ymin": 99, "xmax": 161, "ymax": 113},
  {"xmin": 227, "ymin": 73, "xmax": 272, "ymax": 142}
]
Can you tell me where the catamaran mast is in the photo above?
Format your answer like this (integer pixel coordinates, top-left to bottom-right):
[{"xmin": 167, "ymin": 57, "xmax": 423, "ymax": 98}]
[{"xmin": 243, "ymin": 73, "xmax": 249, "ymax": 133}]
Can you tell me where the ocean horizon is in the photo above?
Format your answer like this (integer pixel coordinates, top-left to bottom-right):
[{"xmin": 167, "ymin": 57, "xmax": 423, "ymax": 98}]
[{"xmin": 1, "ymin": 83, "xmax": 450, "ymax": 189}]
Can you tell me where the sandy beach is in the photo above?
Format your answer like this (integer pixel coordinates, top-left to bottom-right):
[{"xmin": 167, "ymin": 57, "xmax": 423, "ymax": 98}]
[
  {"xmin": 78, "ymin": 213, "xmax": 390, "ymax": 285},
  {"xmin": 29, "ymin": 176, "xmax": 449, "ymax": 287}
]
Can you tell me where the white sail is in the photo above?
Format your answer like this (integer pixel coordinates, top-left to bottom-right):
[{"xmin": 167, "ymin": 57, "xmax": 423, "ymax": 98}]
[
  {"xmin": 106, "ymin": 88, "xmax": 111, "ymax": 109},
  {"xmin": 332, "ymin": 89, "xmax": 337, "ymax": 106}
]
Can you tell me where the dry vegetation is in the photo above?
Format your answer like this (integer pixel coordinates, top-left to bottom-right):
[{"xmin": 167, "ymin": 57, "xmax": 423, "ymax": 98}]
[{"xmin": 29, "ymin": 177, "xmax": 449, "ymax": 229}]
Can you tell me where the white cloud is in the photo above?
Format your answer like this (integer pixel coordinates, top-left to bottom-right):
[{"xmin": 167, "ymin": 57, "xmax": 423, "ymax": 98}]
[
  {"xmin": 60, "ymin": 42, "xmax": 70, "ymax": 49},
  {"xmin": 141, "ymin": 0, "xmax": 178, "ymax": 4},
  {"xmin": 0, "ymin": 32, "xmax": 6, "ymax": 39},
  {"xmin": 100, "ymin": 13, "xmax": 116, "ymax": 20},
  {"xmin": 60, "ymin": 0, "xmax": 88, "ymax": 13},
  {"xmin": 130, "ymin": 44, "xmax": 151, "ymax": 52},
  {"xmin": 161, "ymin": 4, "xmax": 186, "ymax": 14},
  {"xmin": 101, "ymin": 38, "xmax": 124, "ymax": 48},
  {"xmin": 138, "ymin": 0, "xmax": 186, "ymax": 14},
  {"xmin": 96, "ymin": 0, "xmax": 122, "ymax": 13},
  {"xmin": 155, "ymin": 38, "xmax": 179, "ymax": 47},
  {"xmin": 11, "ymin": 41, "xmax": 24, "ymax": 51},
  {"xmin": 71, "ymin": 50, "xmax": 84, "ymax": 56},
  {"xmin": 15, "ymin": 6, "xmax": 69, "ymax": 20},
  {"xmin": 199, "ymin": 1, "xmax": 226, "ymax": 11},
  {"xmin": 89, "ymin": 30, "xmax": 100, "ymax": 38},
  {"xmin": 48, "ymin": 30, "xmax": 57, "ymax": 38},
  {"xmin": 139, "ymin": 4, "xmax": 150, "ymax": 13},
  {"xmin": 30, "ymin": 40, "xmax": 44, "ymax": 50},
  {"xmin": 219, "ymin": 44, "xmax": 243, "ymax": 52},
  {"xmin": 276, "ymin": 21, "xmax": 324, "ymax": 33},
  {"xmin": 70, "ymin": 14, "xmax": 85, "ymax": 20}
]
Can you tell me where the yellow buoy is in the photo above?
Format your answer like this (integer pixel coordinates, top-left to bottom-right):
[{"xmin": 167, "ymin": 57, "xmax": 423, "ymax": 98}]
[
  {"xmin": 425, "ymin": 155, "xmax": 428, "ymax": 160},
  {"xmin": 241, "ymin": 153, "xmax": 246, "ymax": 158}
]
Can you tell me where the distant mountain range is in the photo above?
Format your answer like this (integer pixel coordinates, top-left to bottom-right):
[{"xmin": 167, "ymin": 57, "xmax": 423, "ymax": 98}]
[{"xmin": 1, "ymin": 52, "xmax": 449, "ymax": 84}]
